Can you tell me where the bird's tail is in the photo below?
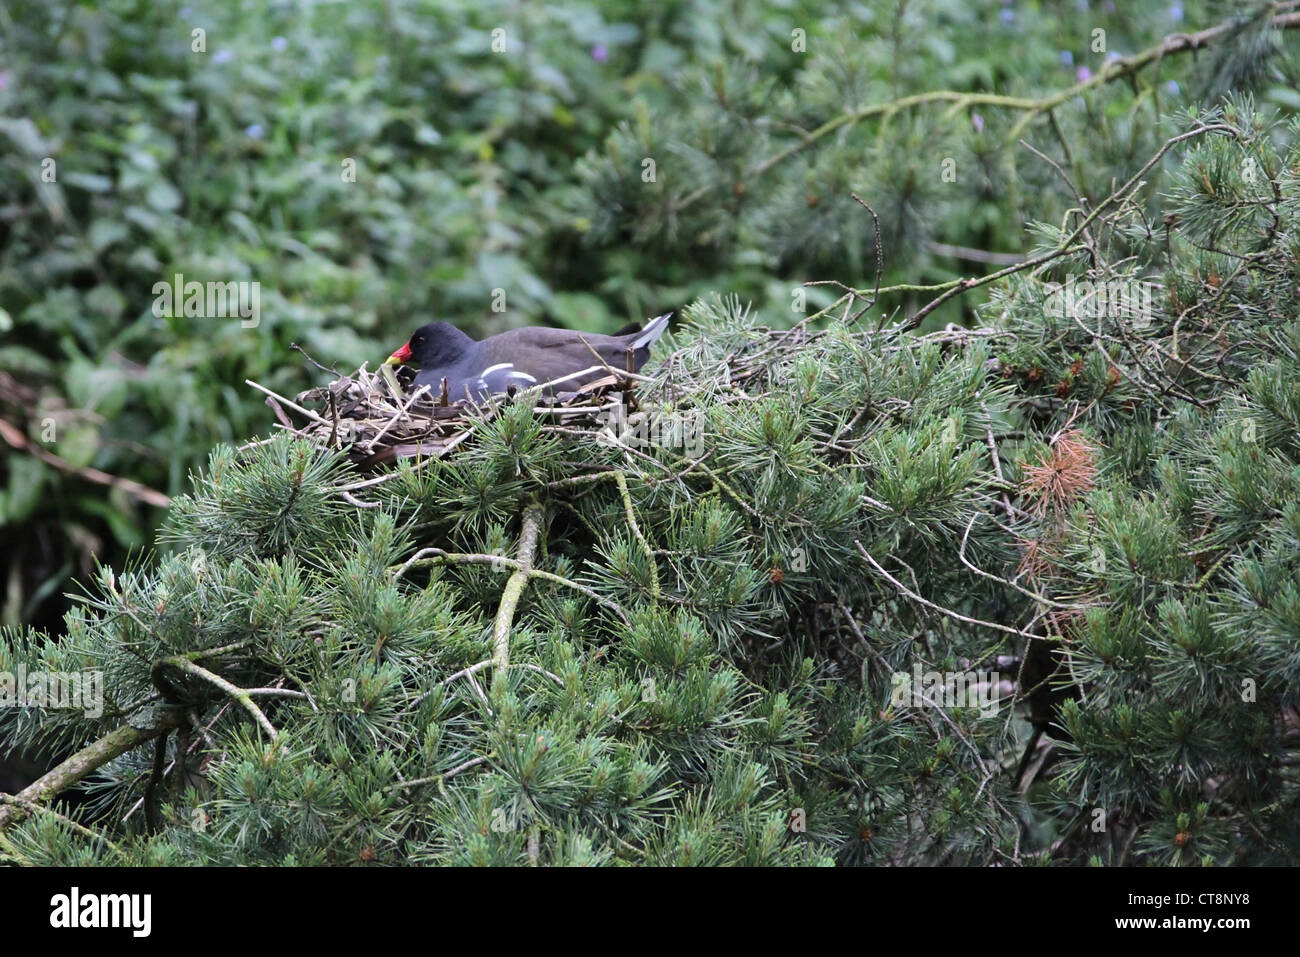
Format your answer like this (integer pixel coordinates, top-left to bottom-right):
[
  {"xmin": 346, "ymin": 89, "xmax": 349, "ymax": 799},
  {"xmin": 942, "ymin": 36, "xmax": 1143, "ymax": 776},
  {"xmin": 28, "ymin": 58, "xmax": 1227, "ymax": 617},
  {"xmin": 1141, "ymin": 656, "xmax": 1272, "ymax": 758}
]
[{"xmin": 630, "ymin": 313, "xmax": 672, "ymax": 350}]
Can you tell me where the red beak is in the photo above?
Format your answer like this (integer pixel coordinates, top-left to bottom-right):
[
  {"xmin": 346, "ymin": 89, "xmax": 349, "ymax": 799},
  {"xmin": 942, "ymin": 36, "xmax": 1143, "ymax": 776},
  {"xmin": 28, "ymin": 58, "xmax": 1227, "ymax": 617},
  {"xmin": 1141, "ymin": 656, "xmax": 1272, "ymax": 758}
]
[{"xmin": 386, "ymin": 342, "xmax": 413, "ymax": 366}]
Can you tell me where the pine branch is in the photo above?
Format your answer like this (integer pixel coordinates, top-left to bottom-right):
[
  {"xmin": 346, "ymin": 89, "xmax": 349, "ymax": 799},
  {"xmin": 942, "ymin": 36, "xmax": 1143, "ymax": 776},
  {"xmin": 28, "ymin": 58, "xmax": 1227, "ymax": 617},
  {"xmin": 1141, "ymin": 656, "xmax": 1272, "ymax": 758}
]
[
  {"xmin": 492, "ymin": 501, "xmax": 546, "ymax": 669},
  {"xmin": 902, "ymin": 120, "xmax": 1239, "ymax": 329},
  {"xmin": 0, "ymin": 716, "xmax": 179, "ymax": 831},
  {"xmin": 151, "ymin": 656, "xmax": 280, "ymax": 742},
  {"xmin": 613, "ymin": 471, "xmax": 661, "ymax": 601},
  {"xmin": 0, "ymin": 795, "xmax": 126, "ymax": 857},
  {"xmin": 393, "ymin": 548, "xmax": 631, "ymax": 626},
  {"xmin": 856, "ymin": 542, "xmax": 1041, "ymax": 640},
  {"xmin": 673, "ymin": 3, "xmax": 1300, "ymax": 215}
]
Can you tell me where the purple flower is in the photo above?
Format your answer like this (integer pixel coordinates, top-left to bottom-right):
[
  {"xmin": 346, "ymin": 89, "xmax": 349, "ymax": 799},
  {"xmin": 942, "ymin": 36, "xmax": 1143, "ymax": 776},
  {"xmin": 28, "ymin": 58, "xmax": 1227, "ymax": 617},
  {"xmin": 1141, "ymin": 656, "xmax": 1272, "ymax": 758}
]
[
  {"xmin": 271, "ymin": 36, "xmax": 287, "ymax": 51},
  {"xmin": 1169, "ymin": 3, "xmax": 1184, "ymax": 21},
  {"xmin": 1105, "ymin": 51, "xmax": 1121, "ymax": 63},
  {"xmin": 213, "ymin": 49, "xmax": 233, "ymax": 64},
  {"xmin": 591, "ymin": 44, "xmax": 608, "ymax": 62},
  {"xmin": 1000, "ymin": 8, "xmax": 1014, "ymax": 23},
  {"xmin": 1076, "ymin": 66, "xmax": 1092, "ymax": 83},
  {"xmin": 1165, "ymin": 80, "xmax": 1181, "ymax": 95},
  {"xmin": 972, "ymin": 113, "xmax": 985, "ymax": 134},
  {"xmin": 1059, "ymin": 50, "xmax": 1074, "ymax": 67},
  {"xmin": 245, "ymin": 124, "xmax": 264, "ymax": 139},
  {"xmin": 0, "ymin": 72, "xmax": 8, "ymax": 91}
]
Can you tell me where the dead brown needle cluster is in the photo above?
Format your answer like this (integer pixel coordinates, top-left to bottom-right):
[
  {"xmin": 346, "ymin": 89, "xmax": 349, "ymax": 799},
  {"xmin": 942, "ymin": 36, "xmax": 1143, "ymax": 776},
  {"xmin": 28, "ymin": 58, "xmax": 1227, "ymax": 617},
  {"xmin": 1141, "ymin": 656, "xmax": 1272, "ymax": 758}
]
[{"xmin": 1020, "ymin": 429, "xmax": 1098, "ymax": 517}]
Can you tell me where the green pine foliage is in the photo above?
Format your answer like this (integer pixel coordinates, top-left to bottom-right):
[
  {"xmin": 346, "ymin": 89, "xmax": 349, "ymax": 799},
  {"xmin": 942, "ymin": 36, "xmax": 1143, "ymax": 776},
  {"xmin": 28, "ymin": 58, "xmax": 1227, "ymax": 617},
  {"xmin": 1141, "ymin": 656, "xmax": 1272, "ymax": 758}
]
[
  {"xmin": 3, "ymin": 99, "xmax": 1300, "ymax": 865},
  {"xmin": 7, "ymin": 0, "xmax": 1300, "ymax": 637}
]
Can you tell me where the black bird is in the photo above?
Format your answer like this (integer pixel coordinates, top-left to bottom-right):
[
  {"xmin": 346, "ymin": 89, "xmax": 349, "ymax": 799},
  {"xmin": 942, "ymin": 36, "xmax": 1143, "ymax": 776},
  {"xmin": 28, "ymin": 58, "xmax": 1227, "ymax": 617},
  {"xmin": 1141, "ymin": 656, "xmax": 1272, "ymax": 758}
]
[{"xmin": 385, "ymin": 314, "xmax": 671, "ymax": 401}]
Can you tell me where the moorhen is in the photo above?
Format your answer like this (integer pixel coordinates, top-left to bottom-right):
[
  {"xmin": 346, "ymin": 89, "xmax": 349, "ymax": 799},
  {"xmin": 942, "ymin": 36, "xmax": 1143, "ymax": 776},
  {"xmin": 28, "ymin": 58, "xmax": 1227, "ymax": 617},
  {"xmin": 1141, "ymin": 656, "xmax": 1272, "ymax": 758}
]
[{"xmin": 385, "ymin": 314, "xmax": 671, "ymax": 401}]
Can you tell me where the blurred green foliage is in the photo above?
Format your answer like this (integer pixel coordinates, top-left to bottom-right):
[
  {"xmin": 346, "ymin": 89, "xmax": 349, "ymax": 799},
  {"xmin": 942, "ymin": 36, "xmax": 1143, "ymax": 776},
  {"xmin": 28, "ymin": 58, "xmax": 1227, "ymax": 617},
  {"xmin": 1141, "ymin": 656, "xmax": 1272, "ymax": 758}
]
[{"xmin": 1, "ymin": 0, "xmax": 1296, "ymax": 630}]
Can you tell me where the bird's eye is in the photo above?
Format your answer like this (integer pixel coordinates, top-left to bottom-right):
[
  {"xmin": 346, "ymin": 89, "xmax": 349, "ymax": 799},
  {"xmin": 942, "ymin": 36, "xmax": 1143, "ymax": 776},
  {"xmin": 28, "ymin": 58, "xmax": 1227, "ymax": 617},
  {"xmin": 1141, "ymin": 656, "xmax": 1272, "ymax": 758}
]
[{"xmin": 413, "ymin": 335, "xmax": 424, "ymax": 346}]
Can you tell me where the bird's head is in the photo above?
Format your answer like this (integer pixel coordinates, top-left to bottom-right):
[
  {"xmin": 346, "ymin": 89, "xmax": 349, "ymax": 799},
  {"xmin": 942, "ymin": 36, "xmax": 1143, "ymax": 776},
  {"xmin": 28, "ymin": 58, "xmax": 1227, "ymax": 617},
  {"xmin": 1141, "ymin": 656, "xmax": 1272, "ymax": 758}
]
[{"xmin": 386, "ymin": 321, "xmax": 473, "ymax": 369}]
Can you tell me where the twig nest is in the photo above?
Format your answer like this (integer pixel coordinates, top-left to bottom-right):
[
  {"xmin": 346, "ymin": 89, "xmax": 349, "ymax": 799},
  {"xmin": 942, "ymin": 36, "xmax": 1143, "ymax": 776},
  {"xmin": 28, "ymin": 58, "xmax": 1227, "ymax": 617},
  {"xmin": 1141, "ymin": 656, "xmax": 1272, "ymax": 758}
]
[{"xmin": 252, "ymin": 358, "xmax": 638, "ymax": 470}]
